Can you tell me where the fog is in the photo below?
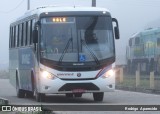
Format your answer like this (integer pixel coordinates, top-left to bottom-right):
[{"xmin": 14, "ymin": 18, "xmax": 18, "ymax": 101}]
[{"xmin": 0, "ymin": 0, "xmax": 160, "ymax": 67}]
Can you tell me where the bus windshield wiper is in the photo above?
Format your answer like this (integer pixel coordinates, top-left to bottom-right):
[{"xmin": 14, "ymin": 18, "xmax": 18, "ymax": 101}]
[
  {"xmin": 80, "ymin": 31, "xmax": 100, "ymax": 65},
  {"xmin": 81, "ymin": 39, "xmax": 100, "ymax": 65},
  {"xmin": 58, "ymin": 30, "xmax": 73, "ymax": 64},
  {"xmin": 58, "ymin": 38, "xmax": 72, "ymax": 64}
]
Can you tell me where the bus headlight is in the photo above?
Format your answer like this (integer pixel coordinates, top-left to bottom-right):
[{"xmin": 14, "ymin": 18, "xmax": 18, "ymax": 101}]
[
  {"xmin": 102, "ymin": 69, "xmax": 114, "ymax": 78},
  {"xmin": 41, "ymin": 70, "xmax": 55, "ymax": 80}
]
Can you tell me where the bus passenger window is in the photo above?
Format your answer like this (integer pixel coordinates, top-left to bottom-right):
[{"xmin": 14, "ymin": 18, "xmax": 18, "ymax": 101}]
[
  {"xmin": 15, "ymin": 26, "xmax": 18, "ymax": 47},
  {"xmin": 25, "ymin": 22, "xmax": 28, "ymax": 46},
  {"xmin": 27, "ymin": 21, "xmax": 31, "ymax": 45},
  {"xmin": 17, "ymin": 25, "xmax": 20, "ymax": 47},
  {"xmin": 13, "ymin": 26, "xmax": 16, "ymax": 48},
  {"xmin": 21, "ymin": 23, "xmax": 24, "ymax": 46}
]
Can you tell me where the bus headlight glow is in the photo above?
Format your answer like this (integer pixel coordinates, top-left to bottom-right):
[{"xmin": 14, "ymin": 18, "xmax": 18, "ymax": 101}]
[
  {"xmin": 41, "ymin": 70, "xmax": 55, "ymax": 80},
  {"xmin": 102, "ymin": 69, "xmax": 114, "ymax": 78}
]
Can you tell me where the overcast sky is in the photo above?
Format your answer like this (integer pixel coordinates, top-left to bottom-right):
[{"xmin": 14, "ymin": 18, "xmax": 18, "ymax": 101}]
[{"xmin": 0, "ymin": 0, "xmax": 160, "ymax": 65}]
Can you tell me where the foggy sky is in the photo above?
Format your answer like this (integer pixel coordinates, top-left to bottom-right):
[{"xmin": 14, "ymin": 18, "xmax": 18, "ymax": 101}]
[{"xmin": 0, "ymin": 0, "xmax": 160, "ymax": 65}]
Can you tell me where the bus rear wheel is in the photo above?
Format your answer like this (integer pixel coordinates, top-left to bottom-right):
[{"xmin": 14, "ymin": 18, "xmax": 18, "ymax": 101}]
[
  {"xmin": 93, "ymin": 92, "xmax": 104, "ymax": 102},
  {"xmin": 16, "ymin": 77, "xmax": 25, "ymax": 98}
]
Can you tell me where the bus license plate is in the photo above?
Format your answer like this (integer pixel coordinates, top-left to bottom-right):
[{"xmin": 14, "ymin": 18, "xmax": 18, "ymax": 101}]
[{"xmin": 72, "ymin": 89, "xmax": 86, "ymax": 93}]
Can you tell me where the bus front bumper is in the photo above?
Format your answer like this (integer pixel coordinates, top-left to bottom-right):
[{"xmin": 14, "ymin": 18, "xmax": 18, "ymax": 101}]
[{"xmin": 39, "ymin": 77, "xmax": 115, "ymax": 94}]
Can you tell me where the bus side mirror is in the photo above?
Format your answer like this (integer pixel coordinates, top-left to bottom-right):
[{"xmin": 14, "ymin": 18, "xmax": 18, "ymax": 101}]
[
  {"xmin": 33, "ymin": 30, "xmax": 38, "ymax": 43},
  {"xmin": 112, "ymin": 18, "xmax": 120, "ymax": 39},
  {"xmin": 114, "ymin": 26, "xmax": 120, "ymax": 39}
]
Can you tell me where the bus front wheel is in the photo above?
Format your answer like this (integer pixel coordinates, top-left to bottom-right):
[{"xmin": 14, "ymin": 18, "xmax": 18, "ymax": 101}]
[
  {"xmin": 35, "ymin": 93, "xmax": 45, "ymax": 102},
  {"xmin": 16, "ymin": 77, "xmax": 25, "ymax": 98},
  {"xmin": 93, "ymin": 92, "xmax": 104, "ymax": 102},
  {"xmin": 34, "ymin": 88, "xmax": 45, "ymax": 102}
]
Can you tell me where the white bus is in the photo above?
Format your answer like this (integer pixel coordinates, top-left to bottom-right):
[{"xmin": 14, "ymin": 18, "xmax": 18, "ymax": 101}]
[{"xmin": 9, "ymin": 6, "xmax": 119, "ymax": 102}]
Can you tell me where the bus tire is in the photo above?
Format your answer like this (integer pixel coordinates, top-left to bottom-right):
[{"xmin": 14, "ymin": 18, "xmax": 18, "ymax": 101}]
[
  {"xmin": 93, "ymin": 92, "xmax": 104, "ymax": 102},
  {"xmin": 31, "ymin": 72, "xmax": 45, "ymax": 102},
  {"xmin": 34, "ymin": 86, "xmax": 45, "ymax": 102},
  {"xmin": 74, "ymin": 93, "xmax": 82, "ymax": 98},
  {"xmin": 26, "ymin": 72, "xmax": 34, "ymax": 98},
  {"xmin": 35, "ymin": 92, "xmax": 45, "ymax": 102},
  {"xmin": 16, "ymin": 76, "xmax": 25, "ymax": 98},
  {"xmin": 34, "ymin": 85, "xmax": 45, "ymax": 102}
]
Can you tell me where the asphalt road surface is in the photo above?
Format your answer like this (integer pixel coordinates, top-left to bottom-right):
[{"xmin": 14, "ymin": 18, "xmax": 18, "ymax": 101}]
[{"xmin": 0, "ymin": 79, "xmax": 160, "ymax": 114}]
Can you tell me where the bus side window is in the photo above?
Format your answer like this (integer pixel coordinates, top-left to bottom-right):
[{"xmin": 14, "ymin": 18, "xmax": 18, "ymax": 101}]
[
  {"xmin": 18, "ymin": 24, "xmax": 22, "ymax": 47},
  {"xmin": 15, "ymin": 26, "xmax": 18, "ymax": 47},
  {"xmin": 13, "ymin": 26, "xmax": 16, "ymax": 48},
  {"xmin": 23, "ymin": 22, "xmax": 26, "ymax": 46},
  {"xmin": 21, "ymin": 23, "xmax": 24, "ymax": 46},
  {"xmin": 9, "ymin": 26, "xmax": 12, "ymax": 48},
  {"xmin": 11, "ymin": 27, "xmax": 13, "ymax": 48},
  {"xmin": 12, "ymin": 26, "xmax": 14, "ymax": 48},
  {"xmin": 25, "ymin": 22, "xmax": 28, "ymax": 46},
  {"xmin": 30, "ymin": 19, "xmax": 36, "ymax": 45},
  {"xmin": 17, "ymin": 25, "xmax": 20, "ymax": 47},
  {"xmin": 30, "ymin": 20, "xmax": 33, "ymax": 45},
  {"xmin": 27, "ymin": 21, "xmax": 31, "ymax": 45}
]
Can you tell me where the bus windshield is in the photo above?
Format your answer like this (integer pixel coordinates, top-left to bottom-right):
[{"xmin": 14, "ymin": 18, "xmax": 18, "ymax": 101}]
[{"xmin": 40, "ymin": 16, "xmax": 114, "ymax": 63}]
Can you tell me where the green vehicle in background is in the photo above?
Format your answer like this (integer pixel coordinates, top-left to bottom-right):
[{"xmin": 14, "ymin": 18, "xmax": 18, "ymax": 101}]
[{"xmin": 126, "ymin": 27, "xmax": 160, "ymax": 74}]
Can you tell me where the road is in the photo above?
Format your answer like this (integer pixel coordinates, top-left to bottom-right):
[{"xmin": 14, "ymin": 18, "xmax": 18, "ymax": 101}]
[{"xmin": 0, "ymin": 79, "xmax": 160, "ymax": 114}]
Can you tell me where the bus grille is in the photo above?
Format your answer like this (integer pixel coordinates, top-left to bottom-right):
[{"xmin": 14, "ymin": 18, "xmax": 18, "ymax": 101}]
[{"xmin": 58, "ymin": 83, "xmax": 99, "ymax": 91}]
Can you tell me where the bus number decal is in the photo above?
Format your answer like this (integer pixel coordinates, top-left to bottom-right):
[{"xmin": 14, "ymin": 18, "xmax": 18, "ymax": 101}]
[
  {"xmin": 22, "ymin": 54, "xmax": 31, "ymax": 65},
  {"xmin": 19, "ymin": 49, "xmax": 33, "ymax": 67}
]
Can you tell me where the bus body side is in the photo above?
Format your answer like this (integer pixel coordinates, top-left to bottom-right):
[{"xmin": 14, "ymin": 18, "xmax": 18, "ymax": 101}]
[{"xmin": 9, "ymin": 16, "xmax": 38, "ymax": 96}]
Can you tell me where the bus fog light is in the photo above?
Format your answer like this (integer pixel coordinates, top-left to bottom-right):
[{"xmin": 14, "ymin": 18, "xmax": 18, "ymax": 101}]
[
  {"xmin": 102, "ymin": 69, "xmax": 114, "ymax": 78},
  {"xmin": 109, "ymin": 84, "xmax": 113, "ymax": 88},
  {"xmin": 45, "ymin": 86, "xmax": 49, "ymax": 89}
]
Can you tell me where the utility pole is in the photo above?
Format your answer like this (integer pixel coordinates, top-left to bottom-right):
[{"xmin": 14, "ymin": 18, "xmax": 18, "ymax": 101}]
[
  {"xmin": 92, "ymin": 0, "xmax": 96, "ymax": 7},
  {"xmin": 27, "ymin": 0, "xmax": 30, "ymax": 10}
]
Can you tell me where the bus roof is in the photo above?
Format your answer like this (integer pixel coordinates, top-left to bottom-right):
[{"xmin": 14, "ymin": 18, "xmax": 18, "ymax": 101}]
[
  {"xmin": 14, "ymin": 6, "xmax": 110, "ymax": 22},
  {"xmin": 26, "ymin": 6, "xmax": 110, "ymax": 15}
]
